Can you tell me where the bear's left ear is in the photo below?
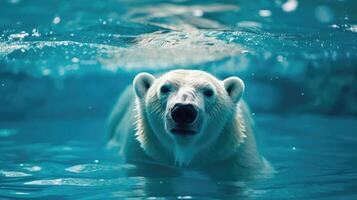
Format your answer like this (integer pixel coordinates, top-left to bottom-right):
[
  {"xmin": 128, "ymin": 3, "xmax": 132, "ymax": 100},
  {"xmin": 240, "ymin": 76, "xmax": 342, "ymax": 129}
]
[
  {"xmin": 223, "ymin": 76, "xmax": 245, "ymax": 104},
  {"xmin": 133, "ymin": 72, "xmax": 156, "ymax": 99}
]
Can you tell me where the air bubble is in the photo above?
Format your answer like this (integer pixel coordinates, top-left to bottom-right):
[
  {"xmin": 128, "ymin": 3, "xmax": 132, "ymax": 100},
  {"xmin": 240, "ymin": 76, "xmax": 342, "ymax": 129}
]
[
  {"xmin": 282, "ymin": 0, "xmax": 298, "ymax": 12},
  {"xmin": 71, "ymin": 57, "xmax": 79, "ymax": 63},
  {"xmin": 53, "ymin": 16, "xmax": 61, "ymax": 24},
  {"xmin": 259, "ymin": 10, "xmax": 272, "ymax": 17},
  {"xmin": 277, "ymin": 55, "xmax": 284, "ymax": 62}
]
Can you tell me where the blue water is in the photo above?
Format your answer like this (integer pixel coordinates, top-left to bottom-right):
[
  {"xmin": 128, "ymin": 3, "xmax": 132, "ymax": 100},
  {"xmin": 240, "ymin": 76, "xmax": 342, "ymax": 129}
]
[{"xmin": 1, "ymin": 0, "xmax": 357, "ymax": 199}]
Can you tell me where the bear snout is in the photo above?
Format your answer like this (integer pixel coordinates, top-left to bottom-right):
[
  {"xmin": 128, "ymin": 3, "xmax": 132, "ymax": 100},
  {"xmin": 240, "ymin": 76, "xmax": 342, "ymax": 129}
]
[{"xmin": 171, "ymin": 103, "xmax": 198, "ymax": 125}]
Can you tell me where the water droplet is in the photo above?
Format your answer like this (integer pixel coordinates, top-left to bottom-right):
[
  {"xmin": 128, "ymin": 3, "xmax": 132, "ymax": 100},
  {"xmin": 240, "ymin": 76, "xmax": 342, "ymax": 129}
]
[
  {"xmin": 292, "ymin": 146, "xmax": 296, "ymax": 151},
  {"xmin": 348, "ymin": 25, "xmax": 357, "ymax": 33},
  {"xmin": 42, "ymin": 68, "xmax": 51, "ymax": 76},
  {"xmin": 178, "ymin": 196, "xmax": 192, "ymax": 199},
  {"xmin": 192, "ymin": 9, "xmax": 204, "ymax": 17},
  {"xmin": 330, "ymin": 24, "xmax": 339, "ymax": 29},
  {"xmin": 31, "ymin": 28, "xmax": 40, "ymax": 37},
  {"xmin": 53, "ymin": 16, "xmax": 61, "ymax": 24},
  {"xmin": 71, "ymin": 57, "xmax": 79, "ymax": 63},
  {"xmin": 259, "ymin": 10, "xmax": 272, "ymax": 17},
  {"xmin": 277, "ymin": 55, "xmax": 284, "ymax": 62},
  {"xmin": 282, "ymin": 0, "xmax": 298, "ymax": 12}
]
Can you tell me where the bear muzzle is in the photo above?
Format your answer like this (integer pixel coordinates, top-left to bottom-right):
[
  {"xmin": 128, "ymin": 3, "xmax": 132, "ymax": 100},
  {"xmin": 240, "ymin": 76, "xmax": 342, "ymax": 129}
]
[
  {"xmin": 169, "ymin": 103, "xmax": 199, "ymax": 136},
  {"xmin": 171, "ymin": 103, "xmax": 197, "ymax": 124}
]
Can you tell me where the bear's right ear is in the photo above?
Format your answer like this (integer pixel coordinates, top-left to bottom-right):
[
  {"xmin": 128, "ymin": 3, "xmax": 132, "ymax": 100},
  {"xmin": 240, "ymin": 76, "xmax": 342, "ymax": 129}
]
[{"xmin": 133, "ymin": 72, "xmax": 155, "ymax": 99}]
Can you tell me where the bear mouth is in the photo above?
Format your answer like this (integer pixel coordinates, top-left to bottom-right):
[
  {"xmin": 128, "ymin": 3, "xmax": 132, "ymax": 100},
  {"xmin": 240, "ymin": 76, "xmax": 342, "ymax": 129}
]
[{"xmin": 170, "ymin": 128, "xmax": 196, "ymax": 136}]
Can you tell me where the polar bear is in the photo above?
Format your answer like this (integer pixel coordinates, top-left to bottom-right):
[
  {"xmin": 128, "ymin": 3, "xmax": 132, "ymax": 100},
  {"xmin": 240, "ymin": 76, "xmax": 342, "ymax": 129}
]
[{"xmin": 108, "ymin": 70, "xmax": 270, "ymax": 180}]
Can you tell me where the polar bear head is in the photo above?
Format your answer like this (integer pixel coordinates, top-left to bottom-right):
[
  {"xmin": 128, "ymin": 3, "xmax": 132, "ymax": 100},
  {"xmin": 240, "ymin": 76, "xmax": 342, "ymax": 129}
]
[{"xmin": 133, "ymin": 70, "xmax": 245, "ymax": 166}]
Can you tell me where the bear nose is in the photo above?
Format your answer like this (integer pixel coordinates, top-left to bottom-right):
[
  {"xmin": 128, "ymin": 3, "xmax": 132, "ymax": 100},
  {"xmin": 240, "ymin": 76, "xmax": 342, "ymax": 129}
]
[{"xmin": 171, "ymin": 104, "xmax": 198, "ymax": 124}]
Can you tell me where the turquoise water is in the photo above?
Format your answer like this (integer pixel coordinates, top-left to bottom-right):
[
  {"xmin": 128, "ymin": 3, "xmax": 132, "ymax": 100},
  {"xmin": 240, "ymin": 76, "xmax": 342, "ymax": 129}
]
[{"xmin": 1, "ymin": 0, "xmax": 357, "ymax": 199}]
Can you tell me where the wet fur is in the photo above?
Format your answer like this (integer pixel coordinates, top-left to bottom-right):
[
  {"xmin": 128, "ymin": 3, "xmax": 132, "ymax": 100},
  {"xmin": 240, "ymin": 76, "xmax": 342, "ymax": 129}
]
[{"xmin": 107, "ymin": 71, "xmax": 272, "ymax": 180}]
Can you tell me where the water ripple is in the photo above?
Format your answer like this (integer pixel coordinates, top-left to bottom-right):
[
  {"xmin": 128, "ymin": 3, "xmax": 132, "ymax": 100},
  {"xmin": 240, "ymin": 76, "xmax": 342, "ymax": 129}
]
[
  {"xmin": 24, "ymin": 177, "xmax": 145, "ymax": 187},
  {"xmin": 0, "ymin": 170, "xmax": 32, "ymax": 178},
  {"xmin": 65, "ymin": 164, "xmax": 103, "ymax": 173}
]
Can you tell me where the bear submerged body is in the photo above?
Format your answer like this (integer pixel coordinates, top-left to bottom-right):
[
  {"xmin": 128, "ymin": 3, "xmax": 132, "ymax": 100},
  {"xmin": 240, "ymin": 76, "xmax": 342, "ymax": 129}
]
[{"xmin": 108, "ymin": 70, "xmax": 271, "ymax": 180}]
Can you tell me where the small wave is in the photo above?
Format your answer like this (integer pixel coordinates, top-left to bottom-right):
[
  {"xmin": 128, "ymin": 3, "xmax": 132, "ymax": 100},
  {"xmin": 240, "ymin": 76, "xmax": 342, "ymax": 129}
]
[
  {"xmin": 0, "ymin": 30, "xmax": 247, "ymax": 77},
  {"xmin": 25, "ymin": 178, "xmax": 96, "ymax": 186},
  {"xmin": 24, "ymin": 177, "xmax": 145, "ymax": 187},
  {"xmin": 0, "ymin": 170, "xmax": 32, "ymax": 177},
  {"xmin": 65, "ymin": 163, "xmax": 136, "ymax": 173},
  {"xmin": 65, "ymin": 164, "xmax": 103, "ymax": 173}
]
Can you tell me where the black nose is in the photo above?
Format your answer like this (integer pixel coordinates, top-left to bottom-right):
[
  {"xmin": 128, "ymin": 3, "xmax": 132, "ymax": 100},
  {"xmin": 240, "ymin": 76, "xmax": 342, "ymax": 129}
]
[{"xmin": 171, "ymin": 104, "xmax": 198, "ymax": 124}]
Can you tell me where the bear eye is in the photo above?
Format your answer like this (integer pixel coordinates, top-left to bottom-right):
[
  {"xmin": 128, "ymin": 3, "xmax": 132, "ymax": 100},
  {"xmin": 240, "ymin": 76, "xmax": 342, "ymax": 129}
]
[
  {"xmin": 203, "ymin": 88, "xmax": 214, "ymax": 97},
  {"xmin": 160, "ymin": 85, "xmax": 171, "ymax": 94}
]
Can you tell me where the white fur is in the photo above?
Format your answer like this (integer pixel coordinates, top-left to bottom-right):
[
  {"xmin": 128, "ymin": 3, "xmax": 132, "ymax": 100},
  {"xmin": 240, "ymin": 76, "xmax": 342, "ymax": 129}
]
[{"xmin": 108, "ymin": 70, "xmax": 271, "ymax": 180}]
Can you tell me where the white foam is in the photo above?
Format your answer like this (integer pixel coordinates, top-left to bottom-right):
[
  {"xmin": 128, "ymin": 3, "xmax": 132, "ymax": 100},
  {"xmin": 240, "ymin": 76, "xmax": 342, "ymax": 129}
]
[{"xmin": 25, "ymin": 178, "xmax": 93, "ymax": 186}]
